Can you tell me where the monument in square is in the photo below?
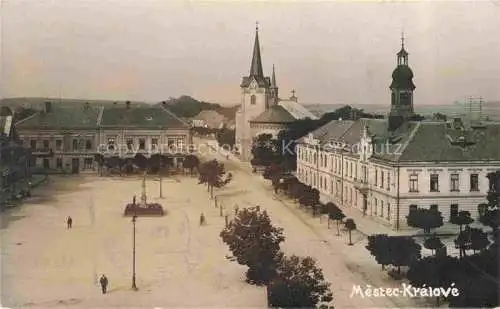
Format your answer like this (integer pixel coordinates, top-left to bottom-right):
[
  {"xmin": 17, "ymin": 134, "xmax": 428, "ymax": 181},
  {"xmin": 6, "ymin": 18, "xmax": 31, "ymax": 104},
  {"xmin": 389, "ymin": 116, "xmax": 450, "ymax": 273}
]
[{"xmin": 124, "ymin": 171, "xmax": 165, "ymax": 217}]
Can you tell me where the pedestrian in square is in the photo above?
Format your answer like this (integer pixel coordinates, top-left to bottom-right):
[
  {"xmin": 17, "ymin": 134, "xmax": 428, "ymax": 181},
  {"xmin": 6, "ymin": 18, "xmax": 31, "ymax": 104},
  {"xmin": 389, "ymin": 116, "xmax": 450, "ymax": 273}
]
[
  {"xmin": 99, "ymin": 274, "xmax": 108, "ymax": 294},
  {"xmin": 199, "ymin": 212, "xmax": 206, "ymax": 226},
  {"xmin": 67, "ymin": 216, "xmax": 73, "ymax": 229}
]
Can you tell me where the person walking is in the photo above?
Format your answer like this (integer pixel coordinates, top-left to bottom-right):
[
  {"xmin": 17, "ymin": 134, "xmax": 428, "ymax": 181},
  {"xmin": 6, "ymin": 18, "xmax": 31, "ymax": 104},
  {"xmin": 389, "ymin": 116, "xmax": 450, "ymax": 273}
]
[
  {"xmin": 67, "ymin": 216, "xmax": 73, "ymax": 229},
  {"xmin": 199, "ymin": 212, "xmax": 206, "ymax": 226},
  {"xmin": 99, "ymin": 274, "xmax": 108, "ymax": 294},
  {"xmin": 133, "ymin": 195, "xmax": 136, "ymax": 205}
]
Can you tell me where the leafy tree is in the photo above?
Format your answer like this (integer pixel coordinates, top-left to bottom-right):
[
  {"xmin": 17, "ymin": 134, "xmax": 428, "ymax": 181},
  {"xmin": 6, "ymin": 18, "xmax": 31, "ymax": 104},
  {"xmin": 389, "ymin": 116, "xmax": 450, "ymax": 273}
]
[
  {"xmin": 183, "ymin": 154, "xmax": 200, "ymax": 175},
  {"xmin": 423, "ymin": 234, "xmax": 444, "ymax": 256},
  {"xmin": 197, "ymin": 159, "xmax": 232, "ymax": 199},
  {"xmin": 289, "ymin": 182, "xmax": 307, "ymax": 202},
  {"xmin": 149, "ymin": 154, "xmax": 162, "ymax": 173},
  {"xmin": 299, "ymin": 186, "xmax": 320, "ymax": 215},
  {"xmin": 220, "ymin": 207, "xmax": 285, "ymax": 285},
  {"xmin": 451, "ymin": 210, "xmax": 474, "ymax": 233},
  {"xmin": 406, "ymin": 208, "xmax": 444, "ymax": 234},
  {"xmin": 455, "ymin": 226, "xmax": 490, "ymax": 258},
  {"xmin": 94, "ymin": 154, "xmax": 105, "ymax": 176},
  {"xmin": 215, "ymin": 128, "xmax": 235, "ymax": 150},
  {"xmin": 251, "ymin": 134, "xmax": 278, "ymax": 169},
  {"xmin": 344, "ymin": 218, "xmax": 357, "ymax": 245},
  {"xmin": 386, "ymin": 236, "xmax": 421, "ymax": 274},
  {"xmin": 263, "ymin": 163, "xmax": 284, "ymax": 194},
  {"xmin": 433, "ymin": 112, "xmax": 448, "ymax": 121},
  {"xmin": 326, "ymin": 202, "xmax": 345, "ymax": 235},
  {"xmin": 267, "ymin": 255, "xmax": 333, "ymax": 308},
  {"xmin": 104, "ymin": 156, "xmax": 124, "ymax": 175},
  {"xmin": 366, "ymin": 234, "xmax": 391, "ymax": 270},
  {"xmin": 449, "ymin": 275, "xmax": 499, "ymax": 308},
  {"xmin": 407, "ymin": 256, "xmax": 458, "ymax": 306},
  {"xmin": 133, "ymin": 153, "xmax": 149, "ymax": 170},
  {"xmin": 481, "ymin": 171, "xmax": 500, "ymax": 243}
]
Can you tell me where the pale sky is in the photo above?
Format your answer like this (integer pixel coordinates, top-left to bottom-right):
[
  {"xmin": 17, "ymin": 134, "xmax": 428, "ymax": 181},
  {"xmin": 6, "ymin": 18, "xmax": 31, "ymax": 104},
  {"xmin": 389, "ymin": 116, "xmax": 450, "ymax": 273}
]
[{"xmin": 1, "ymin": 0, "xmax": 500, "ymax": 106}]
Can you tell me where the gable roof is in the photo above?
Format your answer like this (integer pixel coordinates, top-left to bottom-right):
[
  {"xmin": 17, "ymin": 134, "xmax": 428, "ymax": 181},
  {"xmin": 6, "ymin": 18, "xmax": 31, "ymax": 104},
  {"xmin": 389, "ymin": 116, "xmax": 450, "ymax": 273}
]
[
  {"xmin": 300, "ymin": 117, "xmax": 500, "ymax": 163},
  {"xmin": 278, "ymin": 100, "xmax": 318, "ymax": 120},
  {"xmin": 250, "ymin": 105, "xmax": 296, "ymax": 124},
  {"xmin": 99, "ymin": 106, "xmax": 189, "ymax": 129},
  {"xmin": 15, "ymin": 106, "xmax": 100, "ymax": 130}
]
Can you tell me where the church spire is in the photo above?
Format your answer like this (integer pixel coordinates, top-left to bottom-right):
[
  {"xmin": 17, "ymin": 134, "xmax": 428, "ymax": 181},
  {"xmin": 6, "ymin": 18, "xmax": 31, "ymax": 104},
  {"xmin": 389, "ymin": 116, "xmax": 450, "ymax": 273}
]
[
  {"xmin": 397, "ymin": 31, "xmax": 408, "ymax": 66},
  {"xmin": 249, "ymin": 22, "xmax": 264, "ymax": 78},
  {"xmin": 271, "ymin": 64, "xmax": 277, "ymax": 88}
]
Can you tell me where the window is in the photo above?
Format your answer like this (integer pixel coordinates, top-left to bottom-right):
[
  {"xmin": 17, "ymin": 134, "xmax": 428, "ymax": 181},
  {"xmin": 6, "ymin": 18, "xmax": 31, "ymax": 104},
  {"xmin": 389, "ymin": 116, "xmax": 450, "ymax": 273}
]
[
  {"xmin": 151, "ymin": 138, "xmax": 159, "ymax": 149},
  {"xmin": 409, "ymin": 174, "xmax": 419, "ymax": 192},
  {"xmin": 430, "ymin": 174, "xmax": 439, "ymax": 192},
  {"xmin": 56, "ymin": 140, "xmax": 62, "ymax": 150},
  {"xmin": 85, "ymin": 140, "xmax": 92, "ymax": 150},
  {"xmin": 139, "ymin": 138, "xmax": 146, "ymax": 150},
  {"xmin": 126, "ymin": 139, "xmax": 134, "ymax": 150},
  {"xmin": 43, "ymin": 140, "xmax": 49, "ymax": 148},
  {"xmin": 56, "ymin": 158, "xmax": 63, "ymax": 169},
  {"xmin": 350, "ymin": 188, "xmax": 353, "ymax": 203},
  {"xmin": 387, "ymin": 203, "xmax": 391, "ymax": 220},
  {"xmin": 470, "ymin": 174, "xmax": 479, "ymax": 192},
  {"xmin": 30, "ymin": 140, "xmax": 37, "ymax": 149},
  {"xmin": 450, "ymin": 174, "xmax": 460, "ymax": 192},
  {"xmin": 430, "ymin": 204, "xmax": 438, "ymax": 212},
  {"xmin": 330, "ymin": 181, "xmax": 333, "ymax": 194},
  {"xmin": 250, "ymin": 95, "xmax": 256, "ymax": 105},
  {"xmin": 409, "ymin": 204, "xmax": 417, "ymax": 213},
  {"xmin": 387, "ymin": 173, "xmax": 391, "ymax": 190},
  {"xmin": 375, "ymin": 169, "xmax": 378, "ymax": 186},
  {"xmin": 381, "ymin": 171, "xmax": 384, "ymax": 188},
  {"xmin": 380, "ymin": 201, "xmax": 384, "ymax": 217},
  {"xmin": 43, "ymin": 158, "xmax": 50, "ymax": 169},
  {"xmin": 350, "ymin": 162, "xmax": 353, "ymax": 177},
  {"xmin": 107, "ymin": 138, "xmax": 115, "ymax": 151},
  {"xmin": 84, "ymin": 158, "xmax": 93, "ymax": 170},
  {"xmin": 72, "ymin": 139, "xmax": 78, "ymax": 150},
  {"xmin": 450, "ymin": 204, "xmax": 459, "ymax": 220},
  {"xmin": 374, "ymin": 198, "xmax": 378, "ymax": 215}
]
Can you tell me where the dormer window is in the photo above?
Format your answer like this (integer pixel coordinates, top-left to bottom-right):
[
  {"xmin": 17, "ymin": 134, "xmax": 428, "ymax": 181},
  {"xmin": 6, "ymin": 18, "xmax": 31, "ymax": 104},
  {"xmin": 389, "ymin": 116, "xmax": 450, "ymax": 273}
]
[{"xmin": 250, "ymin": 95, "xmax": 256, "ymax": 105}]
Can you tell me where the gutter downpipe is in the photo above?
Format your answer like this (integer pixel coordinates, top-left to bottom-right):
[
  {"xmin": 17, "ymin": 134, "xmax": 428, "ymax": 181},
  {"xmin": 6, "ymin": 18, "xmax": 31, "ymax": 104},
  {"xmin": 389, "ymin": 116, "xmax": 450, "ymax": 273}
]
[
  {"xmin": 340, "ymin": 149, "xmax": 344, "ymax": 206},
  {"xmin": 396, "ymin": 162, "xmax": 400, "ymax": 231}
]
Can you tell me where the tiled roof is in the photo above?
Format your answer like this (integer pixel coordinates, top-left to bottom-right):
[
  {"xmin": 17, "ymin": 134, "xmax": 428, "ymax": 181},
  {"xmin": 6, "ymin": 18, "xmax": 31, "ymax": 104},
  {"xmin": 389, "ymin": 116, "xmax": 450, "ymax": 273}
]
[
  {"xmin": 240, "ymin": 76, "xmax": 271, "ymax": 88},
  {"xmin": 300, "ymin": 117, "xmax": 500, "ymax": 162},
  {"xmin": 16, "ymin": 106, "xmax": 100, "ymax": 130},
  {"xmin": 99, "ymin": 106, "xmax": 189, "ymax": 129},
  {"xmin": 250, "ymin": 105, "xmax": 296, "ymax": 124},
  {"xmin": 278, "ymin": 100, "xmax": 318, "ymax": 120}
]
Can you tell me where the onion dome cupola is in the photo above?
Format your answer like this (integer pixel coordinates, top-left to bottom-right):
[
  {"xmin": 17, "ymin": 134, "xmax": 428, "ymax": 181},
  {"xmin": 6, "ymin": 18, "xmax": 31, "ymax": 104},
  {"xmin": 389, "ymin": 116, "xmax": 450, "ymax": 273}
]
[{"xmin": 390, "ymin": 33, "xmax": 416, "ymax": 91}]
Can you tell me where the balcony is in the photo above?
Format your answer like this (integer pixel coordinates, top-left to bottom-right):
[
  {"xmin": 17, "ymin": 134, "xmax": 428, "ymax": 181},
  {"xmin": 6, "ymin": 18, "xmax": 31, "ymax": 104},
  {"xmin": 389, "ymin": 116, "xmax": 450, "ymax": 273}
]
[
  {"xmin": 31, "ymin": 148, "xmax": 53, "ymax": 157},
  {"xmin": 354, "ymin": 178, "xmax": 369, "ymax": 194}
]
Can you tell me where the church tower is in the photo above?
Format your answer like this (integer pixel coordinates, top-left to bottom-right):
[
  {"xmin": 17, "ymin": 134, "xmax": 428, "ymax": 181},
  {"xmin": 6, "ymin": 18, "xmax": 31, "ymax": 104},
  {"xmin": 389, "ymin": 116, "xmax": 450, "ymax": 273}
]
[
  {"xmin": 388, "ymin": 33, "xmax": 416, "ymax": 131},
  {"xmin": 235, "ymin": 23, "xmax": 271, "ymax": 161},
  {"xmin": 269, "ymin": 64, "xmax": 279, "ymax": 105}
]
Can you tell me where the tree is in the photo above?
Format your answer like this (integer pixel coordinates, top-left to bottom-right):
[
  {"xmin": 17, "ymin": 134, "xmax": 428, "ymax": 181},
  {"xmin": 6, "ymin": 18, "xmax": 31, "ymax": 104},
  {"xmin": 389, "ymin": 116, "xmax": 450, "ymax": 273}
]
[
  {"xmin": 104, "ymin": 156, "xmax": 124, "ymax": 175},
  {"xmin": 455, "ymin": 226, "xmax": 490, "ymax": 257},
  {"xmin": 197, "ymin": 159, "xmax": 232, "ymax": 199},
  {"xmin": 423, "ymin": 234, "xmax": 444, "ymax": 256},
  {"xmin": 299, "ymin": 186, "xmax": 320, "ymax": 216},
  {"xmin": 451, "ymin": 210, "xmax": 474, "ymax": 233},
  {"xmin": 220, "ymin": 207, "xmax": 285, "ymax": 285},
  {"xmin": 267, "ymin": 255, "xmax": 333, "ymax": 308},
  {"xmin": 344, "ymin": 218, "xmax": 356, "ymax": 245},
  {"xmin": 480, "ymin": 171, "xmax": 500, "ymax": 245},
  {"xmin": 149, "ymin": 154, "xmax": 162, "ymax": 173},
  {"xmin": 263, "ymin": 164, "xmax": 284, "ymax": 194},
  {"xmin": 251, "ymin": 134, "xmax": 278, "ymax": 169},
  {"xmin": 215, "ymin": 128, "xmax": 235, "ymax": 150},
  {"xmin": 326, "ymin": 202, "xmax": 345, "ymax": 235},
  {"xmin": 94, "ymin": 154, "xmax": 105, "ymax": 176},
  {"xmin": 133, "ymin": 153, "xmax": 149, "ymax": 171},
  {"xmin": 366, "ymin": 234, "xmax": 391, "ymax": 270},
  {"xmin": 406, "ymin": 208, "xmax": 444, "ymax": 234},
  {"xmin": 386, "ymin": 236, "xmax": 421, "ymax": 274},
  {"xmin": 183, "ymin": 154, "xmax": 200, "ymax": 175},
  {"xmin": 407, "ymin": 256, "xmax": 458, "ymax": 306}
]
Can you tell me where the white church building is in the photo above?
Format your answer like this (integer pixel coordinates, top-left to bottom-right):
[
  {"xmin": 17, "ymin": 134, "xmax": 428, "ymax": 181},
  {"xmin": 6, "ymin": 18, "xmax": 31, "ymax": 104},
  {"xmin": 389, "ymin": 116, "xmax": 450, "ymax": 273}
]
[
  {"xmin": 296, "ymin": 37, "xmax": 500, "ymax": 230},
  {"xmin": 235, "ymin": 25, "xmax": 317, "ymax": 161}
]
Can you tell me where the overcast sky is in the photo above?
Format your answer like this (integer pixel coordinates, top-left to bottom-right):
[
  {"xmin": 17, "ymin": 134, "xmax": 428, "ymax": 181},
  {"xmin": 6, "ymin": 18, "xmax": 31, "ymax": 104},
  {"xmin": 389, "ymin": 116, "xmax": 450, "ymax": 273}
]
[{"xmin": 1, "ymin": 0, "xmax": 500, "ymax": 106}]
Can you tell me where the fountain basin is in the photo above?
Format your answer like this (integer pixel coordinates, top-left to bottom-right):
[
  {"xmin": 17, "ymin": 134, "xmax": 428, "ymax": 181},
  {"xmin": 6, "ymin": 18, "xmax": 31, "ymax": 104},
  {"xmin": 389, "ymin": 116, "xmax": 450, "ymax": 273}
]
[{"xmin": 124, "ymin": 203, "xmax": 165, "ymax": 217}]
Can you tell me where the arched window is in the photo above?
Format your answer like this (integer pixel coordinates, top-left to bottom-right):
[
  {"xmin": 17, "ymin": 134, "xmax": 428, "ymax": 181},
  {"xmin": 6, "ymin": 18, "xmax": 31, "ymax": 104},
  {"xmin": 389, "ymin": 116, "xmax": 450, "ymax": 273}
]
[{"xmin": 250, "ymin": 95, "xmax": 256, "ymax": 105}]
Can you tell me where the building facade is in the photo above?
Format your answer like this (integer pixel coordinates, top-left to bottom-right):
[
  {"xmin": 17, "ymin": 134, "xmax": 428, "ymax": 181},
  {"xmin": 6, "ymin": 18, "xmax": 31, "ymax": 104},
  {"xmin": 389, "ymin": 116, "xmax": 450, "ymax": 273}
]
[
  {"xmin": 15, "ymin": 101, "xmax": 192, "ymax": 173},
  {"xmin": 296, "ymin": 37, "xmax": 500, "ymax": 230},
  {"xmin": 235, "ymin": 25, "xmax": 317, "ymax": 160}
]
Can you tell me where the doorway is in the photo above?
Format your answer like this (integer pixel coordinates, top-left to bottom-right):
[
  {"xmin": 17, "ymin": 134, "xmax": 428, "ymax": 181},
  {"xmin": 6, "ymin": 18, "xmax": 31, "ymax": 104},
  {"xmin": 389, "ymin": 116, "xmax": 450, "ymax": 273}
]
[{"xmin": 71, "ymin": 158, "xmax": 80, "ymax": 174}]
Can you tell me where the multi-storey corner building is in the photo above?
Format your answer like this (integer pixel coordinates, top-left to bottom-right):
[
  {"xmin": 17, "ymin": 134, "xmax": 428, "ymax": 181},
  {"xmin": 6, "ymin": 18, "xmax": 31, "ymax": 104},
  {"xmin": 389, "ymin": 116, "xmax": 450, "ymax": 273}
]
[
  {"xmin": 15, "ymin": 101, "xmax": 192, "ymax": 173},
  {"xmin": 296, "ymin": 37, "xmax": 500, "ymax": 230},
  {"xmin": 97, "ymin": 101, "xmax": 191, "ymax": 166}
]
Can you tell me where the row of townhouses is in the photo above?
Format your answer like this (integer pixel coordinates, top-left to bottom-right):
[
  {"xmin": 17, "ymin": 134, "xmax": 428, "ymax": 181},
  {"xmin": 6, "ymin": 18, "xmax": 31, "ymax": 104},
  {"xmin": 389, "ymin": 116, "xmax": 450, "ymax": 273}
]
[
  {"xmin": 15, "ymin": 101, "xmax": 192, "ymax": 173},
  {"xmin": 296, "ymin": 39, "xmax": 500, "ymax": 230}
]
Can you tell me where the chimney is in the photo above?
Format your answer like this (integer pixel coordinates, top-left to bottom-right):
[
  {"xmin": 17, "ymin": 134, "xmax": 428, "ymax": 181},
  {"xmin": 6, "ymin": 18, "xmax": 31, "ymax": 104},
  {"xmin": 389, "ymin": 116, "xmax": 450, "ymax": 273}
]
[
  {"xmin": 84, "ymin": 102, "xmax": 90, "ymax": 110},
  {"xmin": 44, "ymin": 101, "xmax": 52, "ymax": 113},
  {"xmin": 162, "ymin": 101, "xmax": 167, "ymax": 107},
  {"xmin": 126, "ymin": 101, "xmax": 131, "ymax": 109}
]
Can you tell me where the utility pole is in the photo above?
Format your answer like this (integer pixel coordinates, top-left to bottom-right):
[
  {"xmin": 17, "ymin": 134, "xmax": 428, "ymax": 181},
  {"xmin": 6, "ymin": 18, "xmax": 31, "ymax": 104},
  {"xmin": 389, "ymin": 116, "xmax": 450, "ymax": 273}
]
[{"xmin": 131, "ymin": 213, "xmax": 138, "ymax": 290}]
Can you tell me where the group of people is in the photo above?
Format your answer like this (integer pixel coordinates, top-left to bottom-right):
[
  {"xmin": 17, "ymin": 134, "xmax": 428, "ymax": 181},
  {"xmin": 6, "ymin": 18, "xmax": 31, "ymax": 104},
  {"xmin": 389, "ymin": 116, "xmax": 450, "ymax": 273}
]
[{"xmin": 66, "ymin": 216, "xmax": 109, "ymax": 294}]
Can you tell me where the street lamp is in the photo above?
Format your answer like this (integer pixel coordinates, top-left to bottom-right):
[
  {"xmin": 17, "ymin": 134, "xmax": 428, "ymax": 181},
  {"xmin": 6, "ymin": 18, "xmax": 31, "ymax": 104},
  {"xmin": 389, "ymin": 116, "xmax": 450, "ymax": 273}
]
[{"xmin": 131, "ymin": 213, "xmax": 138, "ymax": 290}]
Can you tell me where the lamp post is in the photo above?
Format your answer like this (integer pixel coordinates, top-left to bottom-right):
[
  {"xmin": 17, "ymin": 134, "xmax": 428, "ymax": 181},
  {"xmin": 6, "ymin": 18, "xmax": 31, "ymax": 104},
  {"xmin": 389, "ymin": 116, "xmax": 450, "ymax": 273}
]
[{"xmin": 131, "ymin": 213, "xmax": 138, "ymax": 290}]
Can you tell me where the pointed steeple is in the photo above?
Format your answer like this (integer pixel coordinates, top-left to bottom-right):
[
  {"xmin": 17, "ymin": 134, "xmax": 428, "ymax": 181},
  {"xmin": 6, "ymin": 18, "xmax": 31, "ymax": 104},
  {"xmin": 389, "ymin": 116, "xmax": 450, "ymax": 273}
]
[
  {"xmin": 249, "ymin": 22, "xmax": 264, "ymax": 78},
  {"xmin": 271, "ymin": 64, "xmax": 277, "ymax": 88},
  {"xmin": 397, "ymin": 31, "xmax": 408, "ymax": 65}
]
